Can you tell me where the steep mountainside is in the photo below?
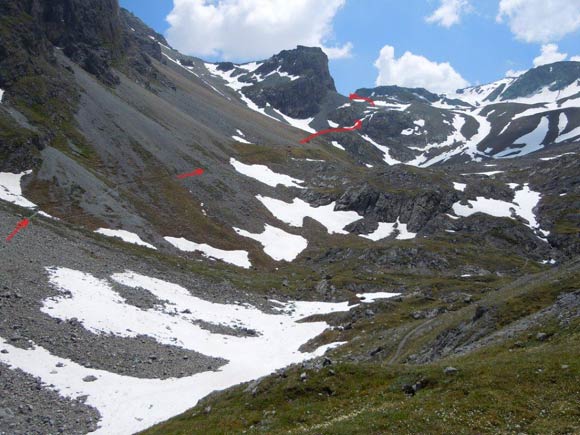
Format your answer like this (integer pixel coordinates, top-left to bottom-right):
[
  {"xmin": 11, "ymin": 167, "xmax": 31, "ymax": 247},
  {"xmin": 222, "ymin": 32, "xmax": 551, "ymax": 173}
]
[{"xmin": 0, "ymin": 1, "xmax": 578, "ymax": 434}]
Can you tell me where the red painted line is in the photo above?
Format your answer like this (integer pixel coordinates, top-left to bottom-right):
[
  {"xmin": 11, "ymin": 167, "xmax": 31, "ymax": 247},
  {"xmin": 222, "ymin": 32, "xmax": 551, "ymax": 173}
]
[
  {"xmin": 349, "ymin": 93, "xmax": 375, "ymax": 106},
  {"xmin": 300, "ymin": 119, "xmax": 363, "ymax": 144},
  {"xmin": 6, "ymin": 218, "xmax": 30, "ymax": 242},
  {"xmin": 177, "ymin": 168, "xmax": 205, "ymax": 179}
]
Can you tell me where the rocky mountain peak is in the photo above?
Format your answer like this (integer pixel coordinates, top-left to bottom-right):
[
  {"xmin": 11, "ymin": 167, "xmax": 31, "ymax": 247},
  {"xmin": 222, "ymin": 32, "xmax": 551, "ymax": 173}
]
[{"xmin": 500, "ymin": 61, "xmax": 580, "ymax": 101}]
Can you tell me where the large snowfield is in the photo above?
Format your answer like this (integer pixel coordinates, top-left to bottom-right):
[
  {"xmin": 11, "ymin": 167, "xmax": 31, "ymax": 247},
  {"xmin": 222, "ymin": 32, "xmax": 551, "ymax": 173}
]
[{"xmin": 0, "ymin": 268, "xmax": 398, "ymax": 434}]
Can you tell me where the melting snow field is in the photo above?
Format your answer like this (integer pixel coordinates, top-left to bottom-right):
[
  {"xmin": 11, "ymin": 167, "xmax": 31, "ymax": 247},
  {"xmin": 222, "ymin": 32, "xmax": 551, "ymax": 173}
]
[
  {"xmin": 230, "ymin": 158, "xmax": 304, "ymax": 189},
  {"xmin": 234, "ymin": 224, "xmax": 308, "ymax": 261},
  {"xmin": 256, "ymin": 195, "xmax": 362, "ymax": 234},
  {"xmin": 0, "ymin": 170, "xmax": 38, "ymax": 208},
  {"xmin": 361, "ymin": 219, "xmax": 417, "ymax": 241},
  {"xmin": 165, "ymin": 236, "xmax": 251, "ymax": 269},
  {"xmin": 357, "ymin": 292, "xmax": 400, "ymax": 303},
  {"xmin": 95, "ymin": 229, "xmax": 157, "ymax": 250},
  {"xmin": 0, "ymin": 268, "xmax": 399, "ymax": 434},
  {"xmin": 494, "ymin": 116, "xmax": 549, "ymax": 158},
  {"xmin": 0, "ymin": 170, "xmax": 54, "ymax": 218},
  {"xmin": 452, "ymin": 183, "xmax": 546, "ymax": 236},
  {"xmin": 361, "ymin": 222, "xmax": 397, "ymax": 241},
  {"xmin": 556, "ymin": 125, "xmax": 580, "ymax": 144},
  {"xmin": 361, "ymin": 135, "xmax": 402, "ymax": 165}
]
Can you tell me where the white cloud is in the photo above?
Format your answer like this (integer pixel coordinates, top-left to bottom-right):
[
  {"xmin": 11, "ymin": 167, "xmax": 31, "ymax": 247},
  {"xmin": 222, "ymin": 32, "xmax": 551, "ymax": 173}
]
[
  {"xmin": 374, "ymin": 45, "xmax": 469, "ymax": 94},
  {"xmin": 497, "ymin": 0, "xmax": 580, "ymax": 43},
  {"xmin": 571, "ymin": 55, "xmax": 580, "ymax": 62},
  {"xmin": 426, "ymin": 0, "xmax": 472, "ymax": 28},
  {"xmin": 165, "ymin": 0, "xmax": 352, "ymax": 60},
  {"xmin": 533, "ymin": 44, "xmax": 568, "ymax": 67}
]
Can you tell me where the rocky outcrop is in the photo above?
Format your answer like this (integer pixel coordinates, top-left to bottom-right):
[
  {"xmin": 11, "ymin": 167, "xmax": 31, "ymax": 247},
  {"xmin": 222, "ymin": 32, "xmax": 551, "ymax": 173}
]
[
  {"xmin": 239, "ymin": 46, "xmax": 338, "ymax": 118},
  {"xmin": 334, "ymin": 181, "xmax": 457, "ymax": 232}
]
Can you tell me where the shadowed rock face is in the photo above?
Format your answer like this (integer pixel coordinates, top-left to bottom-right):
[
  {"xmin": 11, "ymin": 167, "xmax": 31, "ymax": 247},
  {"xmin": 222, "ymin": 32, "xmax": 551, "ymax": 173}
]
[
  {"xmin": 10, "ymin": 0, "xmax": 124, "ymax": 85},
  {"xmin": 232, "ymin": 46, "xmax": 338, "ymax": 119}
]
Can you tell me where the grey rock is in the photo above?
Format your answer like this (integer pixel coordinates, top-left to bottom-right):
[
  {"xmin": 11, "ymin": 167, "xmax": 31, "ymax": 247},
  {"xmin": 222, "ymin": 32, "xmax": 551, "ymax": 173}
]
[
  {"xmin": 444, "ymin": 367, "xmax": 459, "ymax": 375},
  {"xmin": 82, "ymin": 375, "xmax": 98, "ymax": 383}
]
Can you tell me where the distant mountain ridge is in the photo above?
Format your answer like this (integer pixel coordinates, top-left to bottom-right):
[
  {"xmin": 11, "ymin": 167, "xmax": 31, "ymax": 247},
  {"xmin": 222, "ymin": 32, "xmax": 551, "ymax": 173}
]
[{"xmin": 153, "ymin": 40, "xmax": 580, "ymax": 168}]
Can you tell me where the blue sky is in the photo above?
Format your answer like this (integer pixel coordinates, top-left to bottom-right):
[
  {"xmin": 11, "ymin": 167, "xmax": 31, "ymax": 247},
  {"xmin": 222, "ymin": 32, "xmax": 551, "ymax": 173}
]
[{"xmin": 120, "ymin": 0, "xmax": 580, "ymax": 95}]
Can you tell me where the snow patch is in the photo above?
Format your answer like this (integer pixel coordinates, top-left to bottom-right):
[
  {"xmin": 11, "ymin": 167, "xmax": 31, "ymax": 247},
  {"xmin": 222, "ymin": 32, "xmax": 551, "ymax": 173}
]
[
  {"xmin": 357, "ymin": 292, "xmax": 400, "ymax": 303},
  {"xmin": 0, "ymin": 171, "xmax": 37, "ymax": 209},
  {"xmin": 331, "ymin": 141, "xmax": 346, "ymax": 151},
  {"xmin": 230, "ymin": 158, "xmax": 304, "ymax": 189},
  {"xmin": 494, "ymin": 116, "xmax": 549, "ymax": 158},
  {"xmin": 256, "ymin": 195, "xmax": 361, "ymax": 235},
  {"xmin": 361, "ymin": 135, "xmax": 402, "ymax": 165},
  {"xmin": 539, "ymin": 152, "xmax": 576, "ymax": 161},
  {"xmin": 234, "ymin": 224, "xmax": 307, "ymax": 261},
  {"xmin": 165, "ymin": 237, "xmax": 251, "ymax": 269},
  {"xmin": 232, "ymin": 135, "xmax": 253, "ymax": 144},
  {"xmin": 360, "ymin": 218, "xmax": 416, "ymax": 241},
  {"xmin": 360, "ymin": 222, "xmax": 396, "ymax": 241},
  {"xmin": 556, "ymin": 125, "xmax": 580, "ymax": 144},
  {"xmin": 452, "ymin": 184, "xmax": 546, "ymax": 236},
  {"xmin": 558, "ymin": 113, "xmax": 568, "ymax": 134},
  {"xmin": 453, "ymin": 182, "xmax": 467, "ymax": 192},
  {"xmin": 95, "ymin": 229, "xmax": 157, "ymax": 250}
]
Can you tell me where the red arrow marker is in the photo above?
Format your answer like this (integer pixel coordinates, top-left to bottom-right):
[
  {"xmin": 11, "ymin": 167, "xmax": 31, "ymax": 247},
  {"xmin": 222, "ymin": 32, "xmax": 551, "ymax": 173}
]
[
  {"xmin": 300, "ymin": 119, "xmax": 363, "ymax": 144},
  {"xmin": 6, "ymin": 218, "xmax": 30, "ymax": 242},
  {"xmin": 349, "ymin": 93, "xmax": 375, "ymax": 106},
  {"xmin": 177, "ymin": 168, "xmax": 204, "ymax": 179}
]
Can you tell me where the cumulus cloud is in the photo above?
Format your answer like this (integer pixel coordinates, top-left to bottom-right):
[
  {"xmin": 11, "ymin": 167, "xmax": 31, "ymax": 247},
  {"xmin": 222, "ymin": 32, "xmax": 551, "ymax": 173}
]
[
  {"xmin": 165, "ymin": 0, "xmax": 352, "ymax": 61},
  {"xmin": 374, "ymin": 45, "xmax": 469, "ymax": 94},
  {"xmin": 571, "ymin": 56, "xmax": 580, "ymax": 62},
  {"xmin": 533, "ymin": 44, "xmax": 568, "ymax": 67},
  {"xmin": 497, "ymin": 0, "xmax": 580, "ymax": 43},
  {"xmin": 426, "ymin": 0, "xmax": 472, "ymax": 28}
]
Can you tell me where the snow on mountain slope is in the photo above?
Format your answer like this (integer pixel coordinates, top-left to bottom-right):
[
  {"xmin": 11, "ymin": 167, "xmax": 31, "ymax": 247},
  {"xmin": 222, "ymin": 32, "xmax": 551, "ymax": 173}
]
[
  {"xmin": 0, "ymin": 171, "xmax": 37, "ymax": 208},
  {"xmin": 230, "ymin": 158, "xmax": 305, "ymax": 189},
  {"xmin": 234, "ymin": 224, "xmax": 308, "ymax": 261},
  {"xmin": 447, "ymin": 77, "xmax": 516, "ymax": 106},
  {"xmin": 0, "ymin": 171, "xmax": 53, "ymax": 218},
  {"xmin": 0, "ymin": 267, "xmax": 398, "ymax": 434},
  {"xmin": 157, "ymin": 42, "xmax": 579, "ymax": 168},
  {"xmin": 256, "ymin": 195, "xmax": 362, "ymax": 235},
  {"xmin": 95, "ymin": 229, "xmax": 157, "ymax": 250},
  {"xmin": 451, "ymin": 183, "xmax": 547, "ymax": 238},
  {"xmin": 494, "ymin": 116, "xmax": 550, "ymax": 158},
  {"xmin": 164, "ymin": 237, "xmax": 251, "ymax": 269}
]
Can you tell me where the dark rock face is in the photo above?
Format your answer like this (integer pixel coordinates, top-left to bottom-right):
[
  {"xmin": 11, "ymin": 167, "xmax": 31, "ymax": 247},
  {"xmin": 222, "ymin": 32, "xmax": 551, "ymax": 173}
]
[
  {"xmin": 28, "ymin": 0, "xmax": 123, "ymax": 85},
  {"xmin": 334, "ymin": 180, "xmax": 457, "ymax": 232},
  {"xmin": 241, "ymin": 46, "xmax": 337, "ymax": 118},
  {"xmin": 0, "ymin": 0, "xmax": 125, "ymax": 97}
]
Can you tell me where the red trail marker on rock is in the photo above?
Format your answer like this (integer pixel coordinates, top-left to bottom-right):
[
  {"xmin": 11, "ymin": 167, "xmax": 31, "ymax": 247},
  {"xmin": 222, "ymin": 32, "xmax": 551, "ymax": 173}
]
[
  {"xmin": 349, "ymin": 93, "xmax": 375, "ymax": 106},
  {"xmin": 300, "ymin": 119, "xmax": 363, "ymax": 144},
  {"xmin": 176, "ymin": 168, "xmax": 205, "ymax": 179},
  {"xmin": 6, "ymin": 218, "xmax": 30, "ymax": 242}
]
